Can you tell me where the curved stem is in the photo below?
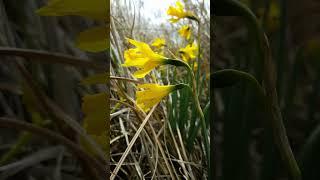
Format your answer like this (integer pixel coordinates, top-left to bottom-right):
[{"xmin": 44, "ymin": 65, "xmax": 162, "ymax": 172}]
[
  {"xmin": 163, "ymin": 57, "xmax": 210, "ymax": 173},
  {"xmin": 187, "ymin": 66, "xmax": 210, "ymax": 169}
]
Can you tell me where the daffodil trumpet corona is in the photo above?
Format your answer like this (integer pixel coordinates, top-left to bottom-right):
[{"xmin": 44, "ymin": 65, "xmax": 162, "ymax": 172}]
[{"xmin": 136, "ymin": 83, "xmax": 189, "ymax": 112}]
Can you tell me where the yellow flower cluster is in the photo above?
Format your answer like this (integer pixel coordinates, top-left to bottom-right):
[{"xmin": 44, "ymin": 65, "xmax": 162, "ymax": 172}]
[
  {"xmin": 120, "ymin": 1, "xmax": 199, "ymax": 112},
  {"xmin": 36, "ymin": 0, "xmax": 108, "ymax": 156}
]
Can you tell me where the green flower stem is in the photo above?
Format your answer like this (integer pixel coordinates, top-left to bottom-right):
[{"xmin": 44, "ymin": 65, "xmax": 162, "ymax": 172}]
[
  {"xmin": 189, "ymin": 68, "xmax": 210, "ymax": 161},
  {"xmin": 194, "ymin": 15, "xmax": 211, "ymax": 179},
  {"xmin": 196, "ymin": 20, "xmax": 201, "ymax": 94},
  {"xmin": 163, "ymin": 58, "xmax": 210, "ymax": 172},
  {"xmin": 183, "ymin": 61, "xmax": 210, "ymax": 172},
  {"xmin": 191, "ymin": 73, "xmax": 210, "ymax": 180}
]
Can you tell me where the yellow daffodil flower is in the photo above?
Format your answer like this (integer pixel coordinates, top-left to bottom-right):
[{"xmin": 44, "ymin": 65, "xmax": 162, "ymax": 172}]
[
  {"xmin": 178, "ymin": 25, "xmax": 192, "ymax": 40},
  {"xmin": 136, "ymin": 84, "xmax": 185, "ymax": 112},
  {"xmin": 151, "ymin": 38, "xmax": 166, "ymax": 48},
  {"xmin": 179, "ymin": 42, "xmax": 198, "ymax": 62},
  {"xmin": 167, "ymin": 1, "xmax": 197, "ymax": 23},
  {"xmin": 122, "ymin": 38, "xmax": 168, "ymax": 78},
  {"xmin": 36, "ymin": 0, "xmax": 108, "ymax": 20}
]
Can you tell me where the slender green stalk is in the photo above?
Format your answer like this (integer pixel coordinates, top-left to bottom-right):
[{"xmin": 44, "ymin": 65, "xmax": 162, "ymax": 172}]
[
  {"xmin": 188, "ymin": 65, "xmax": 210, "ymax": 174},
  {"xmin": 196, "ymin": 20, "xmax": 201, "ymax": 94},
  {"xmin": 164, "ymin": 57, "xmax": 210, "ymax": 176}
]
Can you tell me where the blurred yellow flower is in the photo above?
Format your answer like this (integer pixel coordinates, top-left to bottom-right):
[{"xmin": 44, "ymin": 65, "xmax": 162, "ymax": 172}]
[
  {"xmin": 151, "ymin": 38, "xmax": 166, "ymax": 48},
  {"xmin": 136, "ymin": 84, "xmax": 176, "ymax": 112},
  {"xmin": 81, "ymin": 92, "xmax": 108, "ymax": 156},
  {"xmin": 76, "ymin": 26, "xmax": 108, "ymax": 52},
  {"xmin": 257, "ymin": 1, "xmax": 280, "ymax": 32},
  {"xmin": 36, "ymin": 0, "xmax": 108, "ymax": 20},
  {"xmin": 36, "ymin": 0, "xmax": 108, "ymax": 52},
  {"xmin": 178, "ymin": 25, "xmax": 192, "ymax": 40},
  {"xmin": 179, "ymin": 42, "xmax": 198, "ymax": 62},
  {"xmin": 123, "ymin": 38, "xmax": 168, "ymax": 78},
  {"xmin": 167, "ymin": 1, "xmax": 196, "ymax": 23},
  {"xmin": 267, "ymin": 2, "xmax": 280, "ymax": 31},
  {"xmin": 193, "ymin": 61, "xmax": 198, "ymax": 71},
  {"xmin": 81, "ymin": 93, "xmax": 107, "ymax": 135}
]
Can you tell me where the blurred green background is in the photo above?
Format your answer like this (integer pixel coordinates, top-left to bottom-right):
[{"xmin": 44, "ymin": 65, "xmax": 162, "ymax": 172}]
[{"xmin": 213, "ymin": 0, "xmax": 320, "ymax": 179}]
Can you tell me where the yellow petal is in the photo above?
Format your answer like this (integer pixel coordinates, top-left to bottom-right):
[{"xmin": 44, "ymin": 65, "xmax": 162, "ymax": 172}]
[
  {"xmin": 122, "ymin": 38, "xmax": 167, "ymax": 78},
  {"xmin": 178, "ymin": 25, "xmax": 191, "ymax": 40},
  {"xmin": 136, "ymin": 84, "xmax": 175, "ymax": 112},
  {"xmin": 36, "ymin": 0, "xmax": 108, "ymax": 20},
  {"xmin": 151, "ymin": 38, "xmax": 166, "ymax": 48},
  {"xmin": 133, "ymin": 62, "xmax": 159, "ymax": 78},
  {"xmin": 179, "ymin": 42, "xmax": 198, "ymax": 62},
  {"xmin": 127, "ymin": 38, "xmax": 154, "ymax": 55},
  {"xmin": 123, "ymin": 49, "xmax": 149, "ymax": 67},
  {"xmin": 76, "ymin": 26, "xmax": 108, "ymax": 52},
  {"xmin": 176, "ymin": 1, "xmax": 184, "ymax": 10}
]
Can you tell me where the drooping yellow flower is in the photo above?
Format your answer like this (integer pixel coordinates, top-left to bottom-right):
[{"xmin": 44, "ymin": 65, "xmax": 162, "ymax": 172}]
[
  {"xmin": 36, "ymin": 0, "xmax": 108, "ymax": 20},
  {"xmin": 151, "ymin": 38, "xmax": 166, "ymax": 48},
  {"xmin": 179, "ymin": 42, "xmax": 198, "ymax": 62},
  {"xmin": 178, "ymin": 25, "xmax": 192, "ymax": 40},
  {"xmin": 136, "ymin": 84, "xmax": 176, "ymax": 112},
  {"xmin": 123, "ymin": 38, "xmax": 168, "ymax": 78},
  {"xmin": 167, "ymin": 1, "xmax": 196, "ymax": 23}
]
